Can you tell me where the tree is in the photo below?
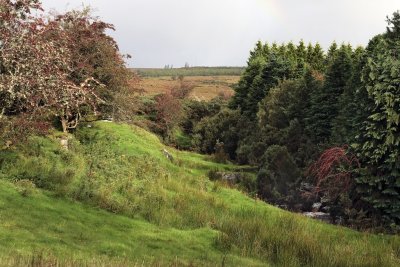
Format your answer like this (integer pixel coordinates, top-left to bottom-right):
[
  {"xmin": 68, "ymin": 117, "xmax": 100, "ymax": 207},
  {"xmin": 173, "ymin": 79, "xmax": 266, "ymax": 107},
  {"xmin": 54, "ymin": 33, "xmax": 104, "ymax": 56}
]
[
  {"xmin": 355, "ymin": 13, "xmax": 400, "ymax": 223},
  {"xmin": 331, "ymin": 46, "xmax": 366, "ymax": 144},
  {"xmin": 193, "ymin": 109, "xmax": 244, "ymax": 159},
  {"xmin": 257, "ymin": 145, "xmax": 300, "ymax": 204},
  {"xmin": 230, "ymin": 42, "xmax": 267, "ymax": 111},
  {"xmin": 306, "ymin": 43, "xmax": 353, "ymax": 143},
  {"xmin": 0, "ymin": 1, "xmax": 102, "ymax": 133},
  {"xmin": 52, "ymin": 8, "xmax": 131, "ymax": 116}
]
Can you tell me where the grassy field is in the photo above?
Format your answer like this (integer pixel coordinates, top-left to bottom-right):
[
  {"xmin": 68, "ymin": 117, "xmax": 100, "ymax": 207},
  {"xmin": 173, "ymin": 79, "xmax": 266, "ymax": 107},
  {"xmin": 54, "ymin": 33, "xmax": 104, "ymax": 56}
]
[
  {"xmin": 133, "ymin": 75, "xmax": 239, "ymax": 101},
  {"xmin": 1, "ymin": 121, "xmax": 400, "ymax": 266},
  {"xmin": 132, "ymin": 67, "xmax": 245, "ymax": 77}
]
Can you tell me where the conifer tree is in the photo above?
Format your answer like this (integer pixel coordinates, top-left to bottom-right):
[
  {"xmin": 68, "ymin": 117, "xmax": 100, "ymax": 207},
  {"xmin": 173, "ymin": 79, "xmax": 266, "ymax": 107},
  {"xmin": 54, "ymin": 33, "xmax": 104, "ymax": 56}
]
[
  {"xmin": 306, "ymin": 43, "xmax": 353, "ymax": 143},
  {"xmin": 355, "ymin": 12, "xmax": 400, "ymax": 223}
]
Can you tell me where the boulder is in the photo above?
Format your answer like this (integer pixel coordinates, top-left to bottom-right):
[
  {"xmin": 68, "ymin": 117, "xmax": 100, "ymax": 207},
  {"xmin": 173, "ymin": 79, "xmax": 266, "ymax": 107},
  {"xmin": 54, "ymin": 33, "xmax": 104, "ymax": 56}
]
[
  {"xmin": 302, "ymin": 212, "xmax": 330, "ymax": 223},
  {"xmin": 220, "ymin": 172, "xmax": 241, "ymax": 183}
]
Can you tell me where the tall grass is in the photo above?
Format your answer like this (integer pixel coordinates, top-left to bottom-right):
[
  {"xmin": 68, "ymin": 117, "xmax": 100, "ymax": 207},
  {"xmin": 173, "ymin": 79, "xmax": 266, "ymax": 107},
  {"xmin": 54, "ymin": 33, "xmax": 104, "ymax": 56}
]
[{"xmin": 1, "ymin": 121, "xmax": 399, "ymax": 266}]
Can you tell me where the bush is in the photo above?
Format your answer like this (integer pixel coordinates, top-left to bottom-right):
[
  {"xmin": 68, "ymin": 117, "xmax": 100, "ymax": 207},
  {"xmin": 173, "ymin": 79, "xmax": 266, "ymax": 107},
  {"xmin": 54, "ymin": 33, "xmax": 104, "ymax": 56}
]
[
  {"xmin": 14, "ymin": 179, "xmax": 37, "ymax": 197},
  {"xmin": 257, "ymin": 145, "xmax": 300, "ymax": 204}
]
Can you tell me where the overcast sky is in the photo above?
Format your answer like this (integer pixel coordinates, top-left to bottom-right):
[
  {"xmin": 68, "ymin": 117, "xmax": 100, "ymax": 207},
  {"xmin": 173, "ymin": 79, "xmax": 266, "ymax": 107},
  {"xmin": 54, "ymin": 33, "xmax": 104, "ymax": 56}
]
[{"xmin": 40, "ymin": 0, "xmax": 399, "ymax": 68}]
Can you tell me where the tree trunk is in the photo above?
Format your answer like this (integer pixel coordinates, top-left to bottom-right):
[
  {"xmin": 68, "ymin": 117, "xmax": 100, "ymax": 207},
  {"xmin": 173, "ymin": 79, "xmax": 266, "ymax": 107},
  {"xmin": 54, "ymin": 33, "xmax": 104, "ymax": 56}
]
[
  {"xmin": 61, "ymin": 117, "xmax": 68, "ymax": 133},
  {"xmin": 60, "ymin": 117, "xmax": 69, "ymax": 150}
]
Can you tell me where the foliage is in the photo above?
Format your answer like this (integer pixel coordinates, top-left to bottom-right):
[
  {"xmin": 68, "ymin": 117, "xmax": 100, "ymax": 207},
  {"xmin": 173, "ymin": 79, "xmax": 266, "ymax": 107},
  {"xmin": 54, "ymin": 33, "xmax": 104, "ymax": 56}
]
[
  {"xmin": 193, "ymin": 108, "xmax": 245, "ymax": 159},
  {"xmin": 306, "ymin": 44, "xmax": 354, "ymax": 143},
  {"xmin": 355, "ymin": 12, "xmax": 400, "ymax": 224},
  {"xmin": 231, "ymin": 41, "xmax": 326, "ymax": 120},
  {"xmin": 257, "ymin": 145, "xmax": 301, "ymax": 204},
  {"xmin": 0, "ymin": 1, "xmax": 103, "ymax": 133},
  {"xmin": 181, "ymin": 98, "xmax": 223, "ymax": 136},
  {"xmin": 53, "ymin": 8, "xmax": 132, "ymax": 116},
  {"xmin": 308, "ymin": 147, "xmax": 359, "ymax": 199}
]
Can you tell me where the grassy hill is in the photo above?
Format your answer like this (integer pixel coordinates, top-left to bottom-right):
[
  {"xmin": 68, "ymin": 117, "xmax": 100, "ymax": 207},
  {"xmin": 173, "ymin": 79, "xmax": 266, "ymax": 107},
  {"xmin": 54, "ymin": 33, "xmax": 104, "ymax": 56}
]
[{"xmin": 0, "ymin": 122, "xmax": 399, "ymax": 266}]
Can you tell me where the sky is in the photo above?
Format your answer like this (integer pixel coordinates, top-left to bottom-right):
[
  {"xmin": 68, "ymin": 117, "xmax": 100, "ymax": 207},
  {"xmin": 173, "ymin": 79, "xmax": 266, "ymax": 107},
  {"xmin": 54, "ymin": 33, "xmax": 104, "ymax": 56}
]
[{"xmin": 40, "ymin": 0, "xmax": 400, "ymax": 68}]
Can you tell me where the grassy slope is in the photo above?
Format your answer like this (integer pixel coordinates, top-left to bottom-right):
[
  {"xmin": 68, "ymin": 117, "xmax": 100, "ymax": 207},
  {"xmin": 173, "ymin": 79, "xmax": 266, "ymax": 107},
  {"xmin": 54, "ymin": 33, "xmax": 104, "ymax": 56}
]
[
  {"xmin": 0, "ymin": 180, "xmax": 261, "ymax": 266},
  {"xmin": 1, "ymin": 121, "xmax": 399, "ymax": 266}
]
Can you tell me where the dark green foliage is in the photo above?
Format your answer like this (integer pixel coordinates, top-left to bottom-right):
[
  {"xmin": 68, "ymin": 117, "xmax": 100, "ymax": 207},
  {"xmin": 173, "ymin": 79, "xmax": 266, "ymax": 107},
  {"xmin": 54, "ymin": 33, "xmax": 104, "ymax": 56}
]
[
  {"xmin": 181, "ymin": 98, "xmax": 223, "ymax": 136},
  {"xmin": 230, "ymin": 41, "xmax": 324, "ymax": 120},
  {"xmin": 258, "ymin": 77, "xmax": 319, "ymax": 168},
  {"xmin": 193, "ymin": 108, "xmax": 244, "ymax": 159},
  {"xmin": 355, "ymin": 14, "xmax": 400, "ymax": 223},
  {"xmin": 257, "ymin": 145, "xmax": 300, "ymax": 203},
  {"xmin": 230, "ymin": 45, "xmax": 266, "ymax": 111},
  {"xmin": 331, "ymin": 46, "xmax": 367, "ymax": 144},
  {"xmin": 307, "ymin": 44, "xmax": 354, "ymax": 143},
  {"xmin": 243, "ymin": 51, "xmax": 293, "ymax": 118}
]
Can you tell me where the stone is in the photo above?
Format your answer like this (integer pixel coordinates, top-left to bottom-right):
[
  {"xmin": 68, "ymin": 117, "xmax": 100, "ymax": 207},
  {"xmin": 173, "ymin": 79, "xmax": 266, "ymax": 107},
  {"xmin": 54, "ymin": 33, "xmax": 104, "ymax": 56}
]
[
  {"xmin": 312, "ymin": 202, "xmax": 322, "ymax": 211},
  {"xmin": 302, "ymin": 212, "xmax": 331, "ymax": 223},
  {"xmin": 217, "ymin": 172, "xmax": 242, "ymax": 184},
  {"xmin": 60, "ymin": 138, "xmax": 69, "ymax": 150},
  {"xmin": 162, "ymin": 149, "xmax": 174, "ymax": 162}
]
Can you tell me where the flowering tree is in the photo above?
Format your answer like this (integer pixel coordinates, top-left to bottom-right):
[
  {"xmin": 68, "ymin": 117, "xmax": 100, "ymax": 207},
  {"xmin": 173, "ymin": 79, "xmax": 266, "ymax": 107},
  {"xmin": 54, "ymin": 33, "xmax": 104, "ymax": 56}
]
[{"xmin": 0, "ymin": 0, "xmax": 102, "ymax": 133}]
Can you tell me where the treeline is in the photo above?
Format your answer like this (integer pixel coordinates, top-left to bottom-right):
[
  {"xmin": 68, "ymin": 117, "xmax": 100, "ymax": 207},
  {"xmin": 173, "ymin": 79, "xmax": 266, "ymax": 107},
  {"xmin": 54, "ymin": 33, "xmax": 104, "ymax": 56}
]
[
  {"xmin": 133, "ymin": 67, "xmax": 245, "ymax": 77},
  {"xmin": 175, "ymin": 13, "xmax": 400, "ymax": 231}
]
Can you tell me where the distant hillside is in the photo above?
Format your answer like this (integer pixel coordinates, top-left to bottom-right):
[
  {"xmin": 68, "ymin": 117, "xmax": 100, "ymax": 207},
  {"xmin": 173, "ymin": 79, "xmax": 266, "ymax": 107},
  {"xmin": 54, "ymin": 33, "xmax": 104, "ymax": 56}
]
[{"xmin": 131, "ymin": 66, "xmax": 245, "ymax": 77}]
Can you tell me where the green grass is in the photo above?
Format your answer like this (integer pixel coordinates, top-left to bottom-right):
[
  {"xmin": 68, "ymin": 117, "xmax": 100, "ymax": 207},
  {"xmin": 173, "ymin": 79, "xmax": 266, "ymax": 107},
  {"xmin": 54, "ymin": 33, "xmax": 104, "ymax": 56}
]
[
  {"xmin": 0, "ymin": 180, "xmax": 262, "ymax": 266},
  {"xmin": 1, "ymin": 121, "xmax": 400, "ymax": 266},
  {"xmin": 132, "ymin": 66, "xmax": 245, "ymax": 77}
]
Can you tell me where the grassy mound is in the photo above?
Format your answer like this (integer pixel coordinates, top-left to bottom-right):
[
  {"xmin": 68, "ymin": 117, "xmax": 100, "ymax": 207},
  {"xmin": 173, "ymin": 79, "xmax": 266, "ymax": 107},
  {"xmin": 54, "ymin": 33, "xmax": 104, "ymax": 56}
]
[{"xmin": 1, "ymin": 121, "xmax": 399, "ymax": 266}]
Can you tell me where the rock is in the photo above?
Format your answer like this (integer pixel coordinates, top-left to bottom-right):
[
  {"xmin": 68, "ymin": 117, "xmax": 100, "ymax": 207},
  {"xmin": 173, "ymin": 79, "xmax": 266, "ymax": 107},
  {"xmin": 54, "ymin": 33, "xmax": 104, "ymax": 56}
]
[
  {"xmin": 220, "ymin": 172, "xmax": 241, "ymax": 183},
  {"xmin": 312, "ymin": 202, "xmax": 322, "ymax": 211},
  {"xmin": 302, "ymin": 212, "xmax": 330, "ymax": 223},
  {"xmin": 215, "ymin": 172, "xmax": 242, "ymax": 184},
  {"xmin": 102, "ymin": 115, "xmax": 113, "ymax": 121},
  {"xmin": 162, "ymin": 149, "xmax": 174, "ymax": 162},
  {"xmin": 60, "ymin": 138, "xmax": 69, "ymax": 150}
]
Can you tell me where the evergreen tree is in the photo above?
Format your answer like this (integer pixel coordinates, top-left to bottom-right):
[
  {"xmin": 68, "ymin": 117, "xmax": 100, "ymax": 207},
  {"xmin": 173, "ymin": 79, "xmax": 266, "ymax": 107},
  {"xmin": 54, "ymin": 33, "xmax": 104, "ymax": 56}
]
[
  {"xmin": 230, "ymin": 42, "xmax": 267, "ymax": 110},
  {"xmin": 355, "ymin": 13, "xmax": 400, "ymax": 223},
  {"xmin": 331, "ymin": 46, "xmax": 366, "ymax": 144},
  {"xmin": 306, "ymin": 43, "xmax": 353, "ymax": 143},
  {"xmin": 243, "ymin": 50, "xmax": 292, "ymax": 118},
  {"xmin": 309, "ymin": 43, "xmax": 326, "ymax": 72}
]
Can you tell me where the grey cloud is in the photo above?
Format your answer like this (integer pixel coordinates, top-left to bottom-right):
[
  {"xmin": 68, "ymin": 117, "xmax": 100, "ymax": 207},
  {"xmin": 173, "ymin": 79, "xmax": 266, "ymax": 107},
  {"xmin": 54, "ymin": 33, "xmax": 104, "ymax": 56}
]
[{"xmin": 40, "ymin": 0, "xmax": 399, "ymax": 67}]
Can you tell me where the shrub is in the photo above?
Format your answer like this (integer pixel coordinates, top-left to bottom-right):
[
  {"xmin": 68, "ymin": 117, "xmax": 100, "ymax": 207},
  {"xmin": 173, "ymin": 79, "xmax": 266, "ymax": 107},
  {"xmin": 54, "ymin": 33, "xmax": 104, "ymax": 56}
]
[
  {"xmin": 257, "ymin": 145, "xmax": 300, "ymax": 204},
  {"xmin": 14, "ymin": 179, "xmax": 37, "ymax": 197}
]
